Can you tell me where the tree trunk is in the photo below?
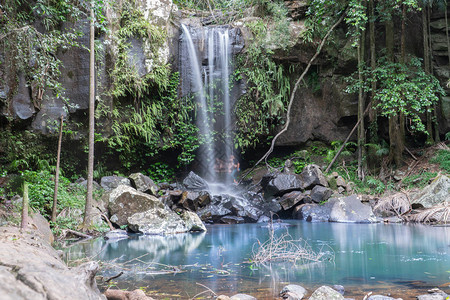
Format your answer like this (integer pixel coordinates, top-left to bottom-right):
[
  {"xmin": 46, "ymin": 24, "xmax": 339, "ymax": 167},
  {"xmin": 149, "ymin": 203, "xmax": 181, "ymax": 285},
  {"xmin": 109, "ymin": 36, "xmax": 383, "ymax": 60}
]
[
  {"xmin": 21, "ymin": 182, "xmax": 29, "ymax": 230},
  {"xmin": 51, "ymin": 115, "xmax": 64, "ymax": 223},
  {"xmin": 399, "ymin": 4, "xmax": 406, "ymax": 151},
  {"xmin": 83, "ymin": 3, "xmax": 95, "ymax": 230},
  {"xmin": 446, "ymin": 3, "xmax": 450, "ymax": 64},
  {"xmin": 386, "ymin": 16, "xmax": 403, "ymax": 166},
  {"xmin": 423, "ymin": 7, "xmax": 434, "ymax": 144},
  {"xmin": 357, "ymin": 24, "xmax": 366, "ymax": 180}
]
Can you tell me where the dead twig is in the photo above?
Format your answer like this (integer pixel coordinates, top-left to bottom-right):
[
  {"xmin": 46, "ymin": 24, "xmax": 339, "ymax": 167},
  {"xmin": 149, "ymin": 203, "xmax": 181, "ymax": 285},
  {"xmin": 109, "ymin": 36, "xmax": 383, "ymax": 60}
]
[
  {"xmin": 190, "ymin": 283, "xmax": 217, "ymax": 299},
  {"xmin": 105, "ymin": 271, "xmax": 123, "ymax": 283}
]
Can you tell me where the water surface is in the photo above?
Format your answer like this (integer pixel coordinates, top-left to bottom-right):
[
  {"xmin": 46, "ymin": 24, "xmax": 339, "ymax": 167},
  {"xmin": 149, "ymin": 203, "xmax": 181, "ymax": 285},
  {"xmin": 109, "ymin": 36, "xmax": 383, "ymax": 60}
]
[{"xmin": 65, "ymin": 221, "xmax": 450, "ymax": 299}]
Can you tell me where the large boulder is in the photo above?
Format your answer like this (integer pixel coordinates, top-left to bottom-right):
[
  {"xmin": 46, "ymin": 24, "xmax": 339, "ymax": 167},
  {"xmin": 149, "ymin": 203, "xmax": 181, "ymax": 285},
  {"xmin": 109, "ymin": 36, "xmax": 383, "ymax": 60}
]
[
  {"xmin": 310, "ymin": 185, "xmax": 332, "ymax": 203},
  {"xmin": 107, "ymin": 185, "xmax": 164, "ymax": 227},
  {"xmin": 309, "ymin": 286, "xmax": 344, "ymax": 300},
  {"xmin": 101, "ymin": 176, "xmax": 131, "ymax": 191},
  {"xmin": 329, "ymin": 195, "xmax": 379, "ymax": 223},
  {"xmin": 411, "ymin": 175, "xmax": 450, "ymax": 208},
  {"xmin": 180, "ymin": 210, "xmax": 207, "ymax": 232},
  {"xmin": 280, "ymin": 284, "xmax": 307, "ymax": 299},
  {"xmin": 278, "ymin": 191, "xmax": 308, "ymax": 210},
  {"xmin": 127, "ymin": 209, "xmax": 188, "ymax": 235},
  {"xmin": 183, "ymin": 171, "xmax": 209, "ymax": 191},
  {"xmin": 294, "ymin": 199, "xmax": 338, "ymax": 222},
  {"xmin": 263, "ymin": 173, "xmax": 304, "ymax": 197},
  {"xmin": 0, "ymin": 226, "xmax": 105, "ymax": 300},
  {"xmin": 129, "ymin": 172, "xmax": 159, "ymax": 195},
  {"xmin": 299, "ymin": 165, "xmax": 328, "ymax": 190}
]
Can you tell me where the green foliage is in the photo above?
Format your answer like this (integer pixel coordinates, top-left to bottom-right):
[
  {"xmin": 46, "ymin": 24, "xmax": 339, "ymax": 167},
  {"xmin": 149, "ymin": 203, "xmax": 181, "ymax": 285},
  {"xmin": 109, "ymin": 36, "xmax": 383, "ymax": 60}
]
[
  {"xmin": 109, "ymin": 2, "xmax": 170, "ymax": 99},
  {"xmin": 145, "ymin": 162, "xmax": 175, "ymax": 183},
  {"xmin": 234, "ymin": 0, "xmax": 292, "ymax": 151},
  {"xmin": 8, "ymin": 170, "xmax": 84, "ymax": 217},
  {"xmin": 325, "ymin": 141, "xmax": 357, "ymax": 163},
  {"xmin": 0, "ymin": 0, "xmax": 83, "ymax": 113},
  {"xmin": 445, "ymin": 132, "xmax": 450, "ymax": 141},
  {"xmin": 431, "ymin": 150, "xmax": 450, "ymax": 173},
  {"xmin": 105, "ymin": 72, "xmax": 200, "ymax": 170},
  {"xmin": 346, "ymin": 55, "xmax": 445, "ymax": 134},
  {"xmin": 402, "ymin": 171, "xmax": 437, "ymax": 189}
]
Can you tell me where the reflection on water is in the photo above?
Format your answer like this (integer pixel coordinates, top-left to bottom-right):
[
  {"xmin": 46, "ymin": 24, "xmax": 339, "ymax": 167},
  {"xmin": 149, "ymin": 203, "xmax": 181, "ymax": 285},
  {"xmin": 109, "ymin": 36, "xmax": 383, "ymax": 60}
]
[{"xmin": 65, "ymin": 222, "xmax": 450, "ymax": 298}]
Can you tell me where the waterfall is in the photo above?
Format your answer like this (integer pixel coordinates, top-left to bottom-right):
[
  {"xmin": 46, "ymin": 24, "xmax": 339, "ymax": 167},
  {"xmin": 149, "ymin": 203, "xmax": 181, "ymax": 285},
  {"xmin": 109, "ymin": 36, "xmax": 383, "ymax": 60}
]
[{"xmin": 180, "ymin": 25, "xmax": 238, "ymax": 192}]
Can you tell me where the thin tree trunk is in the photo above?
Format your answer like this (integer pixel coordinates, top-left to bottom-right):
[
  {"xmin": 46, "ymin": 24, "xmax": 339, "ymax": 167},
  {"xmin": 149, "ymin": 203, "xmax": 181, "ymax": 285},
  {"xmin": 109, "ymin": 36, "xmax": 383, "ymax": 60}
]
[
  {"xmin": 21, "ymin": 182, "xmax": 29, "ymax": 230},
  {"xmin": 51, "ymin": 115, "xmax": 64, "ymax": 223},
  {"xmin": 357, "ymin": 24, "xmax": 366, "ymax": 180},
  {"xmin": 423, "ymin": 7, "xmax": 434, "ymax": 144},
  {"xmin": 446, "ymin": 3, "xmax": 450, "ymax": 64},
  {"xmin": 386, "ymin": 16, "xmax": 403, "ymax": 166},
  {"xmin": 399, "ymin": 4, "xmax": 406, "ymax": 151},
  {"xmin": 239, "ymin": 9, "xmax": 348, "ymax": 181},
  {"xmin": 83, "ymin": 3, "xmax": 95, "ymax": 229},
  {"xmin": 369, "ymin": 0, "xmax": 376, "ymax": 130}
]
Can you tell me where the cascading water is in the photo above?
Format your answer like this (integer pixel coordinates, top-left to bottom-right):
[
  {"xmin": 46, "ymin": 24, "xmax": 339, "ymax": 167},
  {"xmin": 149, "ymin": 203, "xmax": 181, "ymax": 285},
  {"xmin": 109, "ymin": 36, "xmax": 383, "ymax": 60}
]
[{"xmin": 180, "ymin": 25, "xmax": 241, "ymax": 193}]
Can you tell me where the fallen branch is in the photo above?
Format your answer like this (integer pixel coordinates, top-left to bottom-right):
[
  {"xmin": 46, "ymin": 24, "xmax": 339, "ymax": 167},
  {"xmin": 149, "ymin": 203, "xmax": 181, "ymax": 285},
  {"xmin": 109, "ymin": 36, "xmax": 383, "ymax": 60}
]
[
  {"xmin": 105, "ymin": 271, "xmax": 123, "ymax": 283},
  {"xmin": 239, "ymin": 9, "xmax": 348, "ymax": 183},
  {"xmin": 99, "ymin": 211, "xmax": 115, "ymax": 231},
  {"xmin": 64, "ymin": 229, "xmax": 92, "ymax": 239},
  {"xmin": 190, "ymin": 283, "xmax": 217, "ymax": 300}
]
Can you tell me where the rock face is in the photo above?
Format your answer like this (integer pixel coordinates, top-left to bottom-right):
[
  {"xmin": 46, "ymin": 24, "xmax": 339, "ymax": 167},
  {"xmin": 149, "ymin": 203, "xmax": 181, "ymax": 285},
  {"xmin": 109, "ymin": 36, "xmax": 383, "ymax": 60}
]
[
  {"xmin": 294, "ymin": 199, "xmax": 338, "ymax": 222},
  {"xmin": 310, "ymin": 185, "xmax": 332, "ymax": 203},
  {"xmin": 329, "ymin": 195, "xmax": 379, "ymax": 223},
  {"xmin": 0, "ymin": 226, "xmax": 105, "ymax": 300},
  {"xmin": 411, "ymin": 175, "xmax": 450, "ymax": 208},
  {"xmin": 309, "ymin": 286, "xmax": 344, "ymax": 300}
]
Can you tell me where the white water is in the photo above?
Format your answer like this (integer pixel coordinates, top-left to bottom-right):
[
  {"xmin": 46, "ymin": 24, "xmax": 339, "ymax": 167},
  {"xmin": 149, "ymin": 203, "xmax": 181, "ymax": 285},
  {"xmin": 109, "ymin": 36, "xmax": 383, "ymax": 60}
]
[{"xmin": 181, "ymin": 25, "xmax": 236, "ymax": 193}]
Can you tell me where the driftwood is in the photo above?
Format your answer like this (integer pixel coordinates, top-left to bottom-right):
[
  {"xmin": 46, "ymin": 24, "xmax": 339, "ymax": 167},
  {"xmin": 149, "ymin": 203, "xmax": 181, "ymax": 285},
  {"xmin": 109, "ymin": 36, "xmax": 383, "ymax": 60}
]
[
  {"xmin": 239, "ymin": 9, "xmax": 348, "ymax": 183},
  {"xmin": 105, "ymin": 271, "xmax": 123, "ymax": 283},
  {"xmin": 104, "ymin": 289, "xmax": 154, "ymax": 300},
  {"xmin": 64, "ymin": 229, "xmax": 92, "ymax": 239}
]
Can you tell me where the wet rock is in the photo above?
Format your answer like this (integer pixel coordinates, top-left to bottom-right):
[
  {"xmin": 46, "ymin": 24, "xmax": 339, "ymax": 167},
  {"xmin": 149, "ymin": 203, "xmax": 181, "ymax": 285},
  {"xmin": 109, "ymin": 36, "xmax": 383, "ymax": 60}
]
[
  {"xmin": 257, "ymin": 215, "xmax": 270, "ymax": 223},
  {"xmin": 108, "ymin": 185, "xmax": 164, "ymax": 227},
  {"xmin": 128, "ymin": 208, "xmax": 188, "ymax": 235},
  {"xmin": 279, "ymin": 191, "xmax": 306, "ymax": 210},
  {"xmin": 329, "ymin": 195, "xmax": 379, "ymax": 223},
  {"xmin": 179, "ymin": 191, "xmax": 211, "ymax": 211},
  {"xmin": 217, "ymin": 296, "xmax": 231, "ymax": 300},
  {"xmin": 180, "ymin": 210, "xmax": 207, "ymax": 231},
  {"xmin": 74, "ymin": 179, "xmax": 102, "ymax": 191},
  {"xmin": 310, "ymin": 186, "xmax": 332, "ymax": 203},
  {"xmin": 294, "ymin": 199, "xmax": 338, "ymax": 222},
  {"xmin": 280, "ymin": 284, "xmax": 307, "ymax": 299},
  {"xmin": 230, "ymin": 294, "xmax": 257, "ymax": 300},
  {"xmin": 299, "ymin": 165, "xmax": 328, "ymax": 190},
  {"xmin": 263, "ymin": 173, "xmax": 304, "ymax": 197},
  {"xmin": 332, "ymin": 285, "xmax": 345, "ymax": 295},
  {"xmin": 220, "ymin": 215, "xmax": 245, "ymax": 224},
  {"xmin": 416, "ymin": 295, "xmax": 446, "ymax": 300},
  {"xmin": 101, "ymin": 176, "xmax": 131, "ymax": 191},
  {"xmin": 183, "ymin": 171, "xmax": 209, "ymax": 191},
  {"xmin": 411, "ymin": 175, "xmax": 450, "ymax": 208},
  {"xmin": 309, "ymin": 286, "xmax": 344, "ymax": 300},
  {"xmin": 104, "ymin": 229, "xmax": 128, "ymax": 240},
  {"xmin": 129, "ymin": 173, "xmax": 159, "ymax": 195}
]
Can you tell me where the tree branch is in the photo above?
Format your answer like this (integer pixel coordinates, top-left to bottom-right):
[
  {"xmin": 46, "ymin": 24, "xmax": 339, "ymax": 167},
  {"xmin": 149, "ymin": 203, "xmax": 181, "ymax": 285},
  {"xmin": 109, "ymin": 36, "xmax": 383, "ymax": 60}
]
[{"xmin": 239, "ymin": 9, "xmax": 348, "ymax": 183}]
